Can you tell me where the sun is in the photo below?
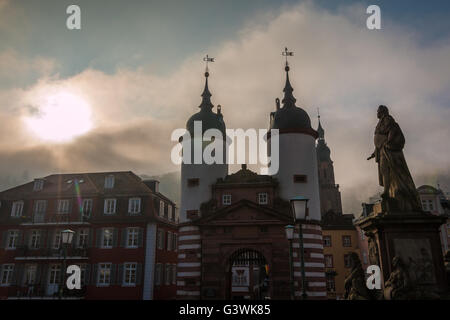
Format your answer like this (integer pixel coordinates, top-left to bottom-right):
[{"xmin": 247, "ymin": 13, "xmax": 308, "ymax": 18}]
[{"xmin": 24, "ymin": 91, "xmax": 93, "ymax": 142}]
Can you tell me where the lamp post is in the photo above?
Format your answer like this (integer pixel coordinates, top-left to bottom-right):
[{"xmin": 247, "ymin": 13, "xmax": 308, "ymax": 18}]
[
  {"xmin": 58, "ymin": 229, "xmax": 75, "ymax": 299},
  {"xmin": 290, "ymin": 196, "xmax": 309, "ymax": 300},
  {"xmin": 285, "ymin": 225, "xmax": 295, "ymax": 300}
]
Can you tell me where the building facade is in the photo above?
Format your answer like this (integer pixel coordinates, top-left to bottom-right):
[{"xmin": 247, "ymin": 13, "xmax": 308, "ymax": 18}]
[
  {"xmin": 321, "ymin": 212, "xmax": 362, "ymax": 299},
  {"xmin": 177, "ymin": 60, "xmax": 326, "ymax": 300},
  {"xmin": 0, "ymin": 171, "xmax": 178, "ymax": 300}
]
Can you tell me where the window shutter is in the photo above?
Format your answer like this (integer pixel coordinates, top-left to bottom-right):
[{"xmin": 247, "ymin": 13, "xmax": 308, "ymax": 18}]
[
  {"xmin": 121, "ymin": 228, "xmax": 127, "ymax": 248},
  {"xmin": 2, "ymin": 231, "xmax": 8, "ymax": 249},
  {"xmin": 72, "ymin": 230, "xmax": 77, "ymax": 249},
  {"xmin": 162, "ymin": 231, "xmax": 165, "ymax": 250},
  {"xmin": 118, "ymin": 264, "xmax": 124, "ymax": 286},
  {"xmin": 84, "ymin": 264, "xmax": 91, "ymax": 286},
  {"xmin": 46, "ymin": 230, "xmax": 53, "ymax": 249},
  {"xmin": 111, "ymin": 264, "xmax": 117, "ymax": 285},
  {"xmin": 24, "ymin": 231, "xmax": 30, "ymax": 249},
  {"xmin": 41, "ymin": 264, "xmax": 49, "ymax": 287},
  {"xmin": 36, "ymin": 264, "xmax": 42, "ymax": 285},
  {"xmin": 112, "ymin": 228, "xmax": 118, "ymax": 248},
  {"xmin": 17, "ymin": 230, "xmax": 24, "ymax": 247},
  {"xmin": 92, "ymin": 264, "xmax": 98, "ymax": 286},
  {"xmin": 88, "ymin": 228, "xmax": 94, "ymax": 248},
  {"xmin": 96, "ymin": 229, "xmax": 102, "ymax": 248},
  {"xmin": 12, "ymin": 264, "xmax": 24, "ymax": 285},
  {"xmin": 138, "ymin": 228, "xmax": 144, "ymax": 248},
  {"xmin": 136, "ymin": 263, "xmax": 143, "ymax": 285}
]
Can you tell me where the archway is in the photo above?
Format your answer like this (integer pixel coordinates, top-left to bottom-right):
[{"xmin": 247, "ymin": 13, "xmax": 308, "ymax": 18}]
[{"xmin": 226, "ymin": 248, "xmax": 270, "ymax": 300}]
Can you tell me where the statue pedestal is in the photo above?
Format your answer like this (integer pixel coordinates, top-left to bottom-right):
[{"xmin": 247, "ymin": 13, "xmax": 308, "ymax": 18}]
[{"xmin": 356, "ymin": 208, "xmax": 448, "ymax": 298}]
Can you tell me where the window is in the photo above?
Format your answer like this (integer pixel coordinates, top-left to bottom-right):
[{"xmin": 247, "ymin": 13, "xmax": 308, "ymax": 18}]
[
  {"xmin": 29, "ymin": 230, "xmax": 41, "ymax": 249},
  {"xmin": 325, "ymin": 254, "xmax": 334, "ymax": 268},
  {"xmin": 168, "ymin": 205, "xmax": 173, "ymax": 220},
  {"xmin": 258, "ymin": 193, "xmax": 268, "ymax": 205},
  {"xmin": 187, "ymin": 178, "xmax": 199, "ymax": 187},
  {"xmin": 82, "ymin": 199, "xmax": 93, "ymax": 217},
  {"xmin": 33, "ymin": 179, "xmax": 44, "ymax": 191},
  {"xmin": 104, "ymin": 199, "xmax": 116, "ymax": 215},
  {"xmin": 6, "ymin": 230, "xmax": 19, "ymax": 249},
  {"xmin": 173, "ymin": 234, "xmax": 178, "ymax": 251},
  {"xmin": 159, "ymin": 200, "xmax": 165, "ymax": 217},
  {"xmin": 97, "ymin": 263, "xmax": 112, "ymax": 286},
  {"xmin": 157, "ymin": 230, "xmax": 165, "ymax": 250},
  {"xmin": 57, "ymin": 199, "xmax": 70, "ymax": 214},
  {"xmin": 361, "ymin": 230, "xmax": 365, "ymax": 241},
  {"xmin": 344, "ymin": 254, "xmax": 352, "ymax": 268},
  {"xmin": 362, "ymin": 252, "xmax": 368, "ymax": 265},
  {"xmin": 48, "ymin": 264, "xmax": 61, "ymax": 286},
  {"xmin": 293, "ymin": 174, "xmax": 307, "ymax": 183},
  {"xmin": 33, "ymin": 200, "xmax": 47, "ymax": 222},
  {"xmin": 172, "ymin": 264, "xmax": 177, "ymax": 285},
  {"xmin": 123, "ymin": 263, "xmax": 137, "ymax": 286},
  {"xmin": 11, "ymin": 201, "xmax": 24, "ymax": 217},
  {"xmin": 222, "ymin": 194, "xmax": 232, "ymax": 205},
  {"xmin": 428, "ymin": 200, "xmax": 434, "ymax": 211},
  {"xmin": 421, "ymin": 200, "xmax": 428, "ymax": 211},
  {"xmin": 77, "ymin": 229, "xmax": 89, "ymax": 248},
  {"xmin": 155, "ymin": 264, "xmax": 162, "ymax": 285},
  {"xmin": 104, "ymin": 175, "xmax": 115, "ymax": 189},
  {"xmin": 102, "ymin": 228, "xmax": 114, "ymax": 248},
  {"xmin": 128, "ymin": 198, "xmax": 141, "ymax": 214},
  {"xmin": 24, "ymin": 265, "xmax": 37, "ymax": 285},
  {"xmin": 342, "ymin": 235, "xmax": 352, "ymax": 247},
  {"xmin": 323, "ymin": 235, "xmax": 332, "ymax": 247},
  {"xmin": 126, "ymin": 228, "xmax": 139, "ymax": 248},
  {"xmin": 165, "ymin": 264, "xmax": 171, "ymax": 285},
  {"xmin": 53, "ymin": 230, "xmax": 62, "ymax": 249},
  {"xmin": 0, "ymin": 264, "xmax": 14, "ymax": 285},
  {"xmin": 326, "ymin": 275, "xmax": 336, "ymax": 292},
  {"xmin": 167, "ymin": 231, "xmax": 172, "ymax": 251}
]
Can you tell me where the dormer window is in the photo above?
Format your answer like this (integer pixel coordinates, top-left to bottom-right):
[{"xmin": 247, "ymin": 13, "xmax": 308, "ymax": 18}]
[
  {"xmin": 222, "ymin": 194, "xmax": 232, "ymax": 206},
  {"xmin": 33, "ymin": 179, "xmax": 44, "ymax": 191},
  {"xmin": 104, "ymin": 175, "xmax": 115, "ymax": 189}
]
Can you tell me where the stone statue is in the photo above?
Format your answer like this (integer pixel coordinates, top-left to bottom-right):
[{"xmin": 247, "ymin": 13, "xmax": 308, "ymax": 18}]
[
  {"xmin": 366, "ymin": 232, "xmax": 380, "ymax": 266},
  {"xmin": 384, "ymin": 256, "xmax": 411, "ymax": 300},
  {"xmin": 344, "ymin": 252, "xmax": 372, "ymax": 300},
  {"xmin": 367, "ymin": 105, "xmax": 422, "ymax": 212}
]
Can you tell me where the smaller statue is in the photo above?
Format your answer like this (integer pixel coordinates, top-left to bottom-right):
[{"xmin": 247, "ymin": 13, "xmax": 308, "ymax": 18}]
[
  {"xmin": 366, "ymin": 232, "xmax": 380, "ymax": 266},
  {"xmin": 384, "ymin": 256, "xmax": 411, "ymax": 300},
  {"xmin": 344, "ymin": 252, "xmax": 372, "ymax": 300}
]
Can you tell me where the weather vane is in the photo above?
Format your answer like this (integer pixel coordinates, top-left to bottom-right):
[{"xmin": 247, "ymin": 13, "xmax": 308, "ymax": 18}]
[
  {"xmin": 203, "ymin": 54, "xmax": 215, "ymax": 73},
  {"xmin": 282, "ymin": 47, "xmax": 293, "ymax": 67}
]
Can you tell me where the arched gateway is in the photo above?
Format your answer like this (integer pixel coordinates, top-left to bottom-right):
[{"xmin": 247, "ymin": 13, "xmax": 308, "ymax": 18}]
[{"xmin": 226, "ymin": 248, "xmax": 270, "ymax": 300}]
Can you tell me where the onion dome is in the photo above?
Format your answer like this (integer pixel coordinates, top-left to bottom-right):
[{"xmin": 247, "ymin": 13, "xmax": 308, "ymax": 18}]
[
  {"xmin": 186, "ymin": 71, "xmax": 226, "ymax": 136},
  {"xmin": 270, "ymin": 65, "xmax": 312, "ymax": 130}
]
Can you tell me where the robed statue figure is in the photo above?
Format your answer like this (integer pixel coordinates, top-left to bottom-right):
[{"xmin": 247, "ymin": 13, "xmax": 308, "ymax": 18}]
[{"xmin": 367, "ymin": 105, "xmax": 421, "ymax": 212}]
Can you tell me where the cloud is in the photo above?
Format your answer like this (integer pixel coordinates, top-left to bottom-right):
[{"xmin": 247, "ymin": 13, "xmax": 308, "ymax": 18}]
[{"xmin": 1, "ymin": 1, "xmax": 449, "ymax": 213}]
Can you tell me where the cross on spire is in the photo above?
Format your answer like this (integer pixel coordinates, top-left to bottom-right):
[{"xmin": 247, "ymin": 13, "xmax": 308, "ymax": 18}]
[
  {"xmin": 203, "ymin": 54, "xmax": 215, "ymax": 75},
  {"xmin": 282, "ymin": 47, "xmax": 294, "ymax": 68}
]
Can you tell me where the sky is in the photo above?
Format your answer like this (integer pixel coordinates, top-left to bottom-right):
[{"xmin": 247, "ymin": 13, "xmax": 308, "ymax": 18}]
[{"xmin": 1, "ymin": 0, "xmax": 449, "ymax": 214}]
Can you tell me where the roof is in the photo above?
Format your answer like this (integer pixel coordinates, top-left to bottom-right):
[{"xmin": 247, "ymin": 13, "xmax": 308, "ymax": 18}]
[
  {"xmin": 0, "ymin": 171, "xmax": 169, "ymax": 200},
  {"xmin": 270, "ymin": 65, "xmax": 313, "ymax": 131},
  {"xmin": 215, "ymin": 165, "xmax": 276, "ymax": 186},
  {"xmin": 321, "ymin": 211, "xmax": 355, "ymax": 230}
]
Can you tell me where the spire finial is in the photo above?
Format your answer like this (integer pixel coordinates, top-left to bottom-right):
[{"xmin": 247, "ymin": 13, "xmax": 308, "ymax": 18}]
[
  {"xmin": 317, "ymin": 107, "xmax": 325, "ymax": 140},
  {"xmin": 203, "ymin": 54, "xmax": 215, "ymax": 77},
  {"xmin": 199, "ymin": 55, "xmax": 215, "ymax": 110},
  {"xmin": 281, "ymin": 47, "xmax": 296, "ymax": 107}
]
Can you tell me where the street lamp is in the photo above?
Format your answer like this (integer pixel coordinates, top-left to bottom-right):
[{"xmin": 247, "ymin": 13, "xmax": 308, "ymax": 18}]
[
  {"xmin": 285, "ymin": 225, "xmax": 295, "ymax": 300},
  {"xmin": 290, "ymin": 196, "xmax": 309, "ymax": 300},
  {"xmin": 59, "ymin": 229, "xmax": 75, "ymax": 299}
]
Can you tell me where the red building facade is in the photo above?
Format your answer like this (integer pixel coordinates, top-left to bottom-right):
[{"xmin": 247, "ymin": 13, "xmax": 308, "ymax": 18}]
[
  {"xmin": 177, "ymin": 165, "xmax": 326, "ymax": 300},
  {"xmin": 0, "ymin": 171, "xmax": 177, "ymax": 300}
]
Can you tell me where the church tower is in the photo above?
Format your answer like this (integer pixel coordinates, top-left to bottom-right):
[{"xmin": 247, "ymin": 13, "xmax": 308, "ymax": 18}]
[
  {"xmin": 316, "ymin": 113, "xmax": 343, "ymax": 215},
  {"xmin": 269, "ymin": 52, "xmax": 321, "ymax": 222},
  {"xmin": 180, "ymin": 62, "xmax": 228, "ymax": 223}
]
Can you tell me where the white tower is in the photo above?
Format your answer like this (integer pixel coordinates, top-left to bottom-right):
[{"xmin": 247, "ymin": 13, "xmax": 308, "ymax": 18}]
[
  {"xmin": 268, "ymin": 53, "xmax": 321, "ymax": 221},
  {"xmin": 180, "ymin": 66, "xmax": 228, "ymax": 223}
]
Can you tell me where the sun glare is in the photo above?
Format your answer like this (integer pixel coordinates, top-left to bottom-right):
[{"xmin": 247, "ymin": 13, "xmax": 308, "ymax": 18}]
[{"xmin": 24, "ymin": 91, "xmax": 93, "ymax": 142}]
